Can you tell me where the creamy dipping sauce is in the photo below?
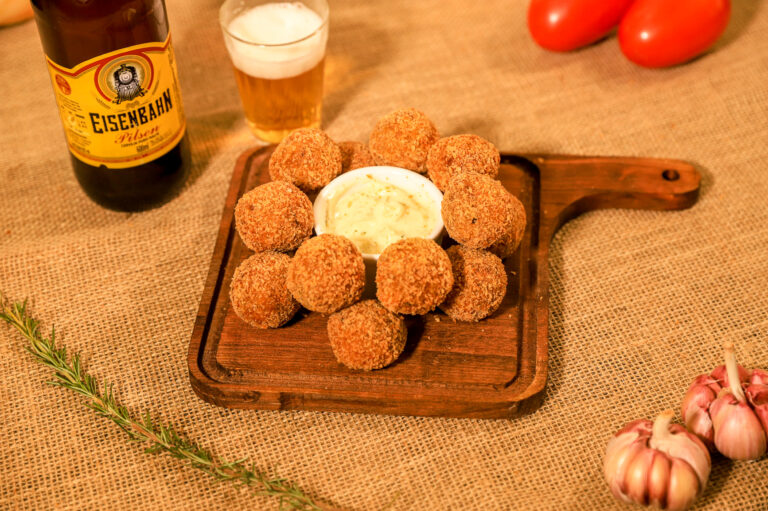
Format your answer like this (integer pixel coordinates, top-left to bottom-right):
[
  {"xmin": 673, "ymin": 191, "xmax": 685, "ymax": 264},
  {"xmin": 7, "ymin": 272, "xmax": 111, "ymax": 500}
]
[{"xmin": 324, "ymin": 174, "xmax": 437, "ymax": 254}]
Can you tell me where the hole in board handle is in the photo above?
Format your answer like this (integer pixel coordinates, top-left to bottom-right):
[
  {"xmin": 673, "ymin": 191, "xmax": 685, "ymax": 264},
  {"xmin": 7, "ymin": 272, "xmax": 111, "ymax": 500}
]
[{"xmin": 662, "ymin": 169, "xmax": 680, "ymax": 181}]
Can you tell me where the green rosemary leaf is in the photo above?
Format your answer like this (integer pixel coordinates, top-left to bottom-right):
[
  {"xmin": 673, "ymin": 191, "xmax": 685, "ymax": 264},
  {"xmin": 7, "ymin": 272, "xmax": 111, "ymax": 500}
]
[{"xmin": 1, "ymin": 299, "xmax": 335, "ymax": 511}]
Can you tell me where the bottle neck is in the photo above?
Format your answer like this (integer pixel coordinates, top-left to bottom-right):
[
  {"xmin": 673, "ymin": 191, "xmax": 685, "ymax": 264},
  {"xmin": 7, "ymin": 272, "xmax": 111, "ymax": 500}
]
[{"xmin": 32, "ymin": 0, "xmax": 169, "ymax": 67}]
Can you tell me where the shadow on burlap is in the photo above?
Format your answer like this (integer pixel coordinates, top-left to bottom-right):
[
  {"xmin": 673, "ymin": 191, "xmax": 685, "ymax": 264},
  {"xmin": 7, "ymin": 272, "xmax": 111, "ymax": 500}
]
[{"xmin": 1, "ymin": 0, "xmax": 767, "ymax": 509}]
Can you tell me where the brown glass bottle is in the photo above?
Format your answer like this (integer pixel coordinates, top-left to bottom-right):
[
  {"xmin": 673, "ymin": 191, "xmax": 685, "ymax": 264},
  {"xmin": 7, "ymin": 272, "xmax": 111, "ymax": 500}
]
[{"xmin": 32, "ymin": 0, "xmax": 189, "ymax": 211}]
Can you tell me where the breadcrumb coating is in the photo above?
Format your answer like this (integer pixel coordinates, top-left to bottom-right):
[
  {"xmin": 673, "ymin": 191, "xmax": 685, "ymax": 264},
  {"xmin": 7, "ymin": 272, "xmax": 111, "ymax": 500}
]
[
  {"xmin": 286, "ymin": 234, "xmax": 365, "ymax": 314},
  {"xmin": 327, "ymin": 300, "xmax": 407, "ymax": 370},
  {"xmin": 269, "ymin": 128, "xmax": 342, "ymax": 193},
  {"xmin": 441, "ymin": 173, "xmax": 526, "ymax": 249},
  {"xmin": 376, "ymin": 238, "xmax": 453, "ymax": 315},
  {"xmin": 368, "ymin": 108, "xmax": 439, "ymax": 173},
  {"xmin": 234, "ymin": 181, "xmax": 313, "ymax": 253},
  {"xmin": 229, "ymin": 252, "xmax": 300, "ymax": 329},
  {"xmin": 487, "ymin": 199, "xmax": 527, "ymax": 259},
  {"xmin": 426, "ymin": 134, "xmax": 500, "ymax": 191},
  {"xmin": 338, "ymin": 141, "xmax": 376, "ymax": 173},
  {"xmin": 439, "ymin": 246, "xmax": 507, "ymax": 322}
]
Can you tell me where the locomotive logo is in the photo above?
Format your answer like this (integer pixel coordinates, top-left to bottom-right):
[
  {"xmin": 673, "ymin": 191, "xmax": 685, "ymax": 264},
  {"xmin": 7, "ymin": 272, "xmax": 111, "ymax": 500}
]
[
  {"xmin": 112, "ymin": 63, "xmax": 146, "ymax": 104},
  {"xmin": 95, "ymin": 55, "xmax": 153, "ymax": 106}
]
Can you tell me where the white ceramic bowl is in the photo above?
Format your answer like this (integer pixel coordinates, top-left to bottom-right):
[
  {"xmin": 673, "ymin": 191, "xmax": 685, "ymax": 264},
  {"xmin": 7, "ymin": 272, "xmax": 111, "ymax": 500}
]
[{"xmin": 314, "ymin": 166, "xmax": 444, "ymax": 297}]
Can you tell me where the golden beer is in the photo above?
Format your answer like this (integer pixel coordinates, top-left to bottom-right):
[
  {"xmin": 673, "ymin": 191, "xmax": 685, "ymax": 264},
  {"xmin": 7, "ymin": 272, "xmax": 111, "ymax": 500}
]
[
  {"xmin": 233, "ymin": 57, "xmax": 325, "ymax": 143},
  {"xmin": 220, "ymin": 0, "xmax": 329, "ymax": 143}
]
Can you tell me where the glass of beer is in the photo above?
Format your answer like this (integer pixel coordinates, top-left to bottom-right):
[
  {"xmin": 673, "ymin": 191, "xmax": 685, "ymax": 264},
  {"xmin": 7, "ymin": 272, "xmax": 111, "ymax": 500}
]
[{"xmin": 220, "ymin": 0, "xmax": 329, "ymax": 144}]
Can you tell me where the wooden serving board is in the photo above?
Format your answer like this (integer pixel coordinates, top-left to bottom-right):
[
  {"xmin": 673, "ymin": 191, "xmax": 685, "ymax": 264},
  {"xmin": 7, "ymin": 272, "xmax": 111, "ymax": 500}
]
[{"xmin": 188, "ymin": 147, "xmax": 700, "ymax": 419}]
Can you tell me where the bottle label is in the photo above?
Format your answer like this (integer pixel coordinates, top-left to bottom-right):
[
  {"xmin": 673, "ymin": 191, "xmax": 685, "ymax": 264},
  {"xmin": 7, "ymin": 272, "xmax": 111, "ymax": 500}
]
[{"xmin": 45, "ymin": 34, "xmax": 186, "ymax": 169}]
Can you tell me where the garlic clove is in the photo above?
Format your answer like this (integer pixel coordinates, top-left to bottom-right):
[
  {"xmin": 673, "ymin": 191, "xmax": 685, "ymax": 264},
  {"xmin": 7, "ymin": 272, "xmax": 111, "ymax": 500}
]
[
  {"xmin": 667, "ymin": 458, "xmax": 700, "ymax": 511},
  {"xmin": 746, "ymin": 383, "xmax": 768, "ymax": 445},
  {"xmin": 711, "ymin": 392, "xmax": 767, "ymax": 460},
  {"xmin": 605, "ymin": 435, "xmax": 646, "ymax": 503},
  {"xmin": 649, "ymin": 420, "xmax": 711, "ymax": 490},
  {"xmin": 625, "ymin": 448, "xmax": 655, "ymax": 504},
  {"xmin": 693, "ymin": 371, "xmax": 723, "ymax": 395},
  {"xmin": 647, "ymin": 452, "xmax": 671, "ymax": 508},
  {"xmin": 681, "ymin": 379, "xmax": 717, "ymax": 448},
  {"xmin": 682, "ymin": 405, "xmax": 714, "ymax": 448},
  {"xmin": 751, "ymin": 368, "xmax": 768, "ymax": 386}
]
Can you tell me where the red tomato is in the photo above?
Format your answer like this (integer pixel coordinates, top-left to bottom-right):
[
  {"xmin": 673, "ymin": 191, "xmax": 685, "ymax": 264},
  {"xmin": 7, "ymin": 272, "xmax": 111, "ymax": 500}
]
[
  {"xmin": 528, "ymin": 0, "xmax": 636, "ymax": 52},
  {"xmin": 619, "ymin": 0, "xmax": 731, "ymax": 68}
]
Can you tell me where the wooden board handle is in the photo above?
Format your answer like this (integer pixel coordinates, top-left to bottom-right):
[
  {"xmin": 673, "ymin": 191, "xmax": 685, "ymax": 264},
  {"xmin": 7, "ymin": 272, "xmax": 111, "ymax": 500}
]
[{"xmin": 519, "ymin": 154, "xmax": 701, "ymax": 235}]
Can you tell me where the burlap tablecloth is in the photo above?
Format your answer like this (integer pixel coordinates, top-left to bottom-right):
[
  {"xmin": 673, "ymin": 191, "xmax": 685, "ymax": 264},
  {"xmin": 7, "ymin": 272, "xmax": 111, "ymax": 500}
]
[{"xmin": 1, "ymin": 0, "xmax": 767, "ymax": 509}]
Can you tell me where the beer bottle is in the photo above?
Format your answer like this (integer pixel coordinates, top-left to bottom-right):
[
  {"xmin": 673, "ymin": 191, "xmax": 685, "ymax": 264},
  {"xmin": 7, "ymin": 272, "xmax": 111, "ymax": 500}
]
[{"xmin": 32, "ymin": 0, "xmax": 189, "ymax": 211}]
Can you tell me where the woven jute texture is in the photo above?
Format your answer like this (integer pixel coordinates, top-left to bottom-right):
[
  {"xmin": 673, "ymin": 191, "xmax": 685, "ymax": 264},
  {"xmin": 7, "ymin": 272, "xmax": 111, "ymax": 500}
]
[{"xmin": 1, "ymin": 0, "xmax": 767, "ymax": 509}]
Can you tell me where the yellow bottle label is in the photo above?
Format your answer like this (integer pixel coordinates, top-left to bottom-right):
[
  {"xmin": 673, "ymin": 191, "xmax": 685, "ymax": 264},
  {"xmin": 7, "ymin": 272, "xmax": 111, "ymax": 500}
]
[{"xmin": 45, "ymin": 34, "xmax": 186, "ymax": 169}]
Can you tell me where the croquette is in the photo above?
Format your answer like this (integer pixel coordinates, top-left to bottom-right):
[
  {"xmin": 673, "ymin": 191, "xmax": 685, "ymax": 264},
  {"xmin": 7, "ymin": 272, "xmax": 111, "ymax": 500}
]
[
  {"xmin": 441, "ymin": 173, "xmax": 526, "ymax": 249},
  {"xmin": 439, "ymin": 246, "xmax": 507, "ymax": 322},
  {"xmin": 376, "ymin": 238, "xmax": 454, "ymax": 315},
  {"xmin": 426, "ymin": 134, "xmax": 500, "ymax": 191},
  {"xmin": 327, "ymin": 300, "xmax": 407, "ymax": 370},
  {"xmin": 368, "ymin": 108, "xmax": 439, "ymax": 173},
  {"xmin": 286, "ymin": 234, "xmax": 365, "ymax": 313},
  {"xmin": 269, "ymin": 128, "xmax": 342, "ymax": 193},
  {"xmin": 487, "ymin": 201, "xmax": 527, "ymax": 259},
  {"xmin": 235, "ymin": 181, "xmax": 313, "ymax": 253},
  {"xmin": 229, "ymin": 252, "xmax": 300, "ymax": 328},
  {"xmin": 338, "ymin": 141, "xmax": 376, "ymax": 172}
]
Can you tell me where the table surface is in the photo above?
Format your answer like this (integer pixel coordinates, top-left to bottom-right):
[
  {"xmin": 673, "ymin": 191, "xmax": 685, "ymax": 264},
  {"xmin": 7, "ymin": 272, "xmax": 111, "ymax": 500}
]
[{"xmin": 1, "ymin": 1, "xmax": 767, "ymax": 510}]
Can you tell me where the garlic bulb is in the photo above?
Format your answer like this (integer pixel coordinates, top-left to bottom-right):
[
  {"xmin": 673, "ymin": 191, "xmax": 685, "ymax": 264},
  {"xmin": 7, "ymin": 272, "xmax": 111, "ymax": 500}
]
[
  {"xmin": 681, "ymin": 342, "xmax": 768, "ymax": 460},
  {"xmin": 604, "ymin": 410, "xmax": 711, "ymax": 511}
]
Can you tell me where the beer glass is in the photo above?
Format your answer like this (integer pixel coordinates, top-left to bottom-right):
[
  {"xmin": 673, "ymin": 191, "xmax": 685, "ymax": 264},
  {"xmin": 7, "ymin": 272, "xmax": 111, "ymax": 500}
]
[{"xmin": 220, "ymin": 0, "xmax": 329, "ymax": 144}]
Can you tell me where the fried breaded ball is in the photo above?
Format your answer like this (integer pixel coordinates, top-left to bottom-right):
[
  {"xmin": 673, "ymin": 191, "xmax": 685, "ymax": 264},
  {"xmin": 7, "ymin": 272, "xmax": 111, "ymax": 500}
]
[
  {"xmin": 487, "ymin": 206, "xmax": 527, "ymax": 259},
  {"xmin": 327, "ymin": 300, "xmax": 407, "ymax": 370},
  {"xmin": 269, "ymin": 128, "xmax": 342, "ymax": 193},
  {"xmin": 439, "ymin": 246, "xmax": 507, "ymax": 322},
  {"xmin": 286, "ymin": 234, "xmax": 365, "ymax": 314},
  {"xmin": 338, "ymin": 141, "xmax": 376, "ymax": 173},
  {"xmin": 426, "ymin": 134, "xmax": 500, "ymax": 191},
  {"xmin": 229, "ymin": 252, "xmax": 300, "ymax": 328},
  {"xmin": 376, "ymin": 238, "xmax": 453, "ymax": 315},
  {"xmin": 234, "ymin": 181, "xmax": 313, "ymax": 253},
  {"xmin": 368, "ymin": 108, "xmax": 439, "ymax": 173},
  {"xmin": 441, "ymin": 173, "xmax": 526, "ymax": 249}
]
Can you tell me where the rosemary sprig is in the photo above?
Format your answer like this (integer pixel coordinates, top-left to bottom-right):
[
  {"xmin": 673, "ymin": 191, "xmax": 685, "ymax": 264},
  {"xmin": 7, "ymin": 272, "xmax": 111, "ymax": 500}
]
[{"xmin": 0, "ymin": 300, "xmax": 337, "ymax": 511}]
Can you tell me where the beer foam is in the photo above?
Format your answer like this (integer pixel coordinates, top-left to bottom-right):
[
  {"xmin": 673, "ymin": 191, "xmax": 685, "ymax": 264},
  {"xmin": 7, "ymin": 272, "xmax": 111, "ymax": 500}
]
[{"xmin": 224, "ymin": 2, "xmax": 327, "ymax": 80}]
